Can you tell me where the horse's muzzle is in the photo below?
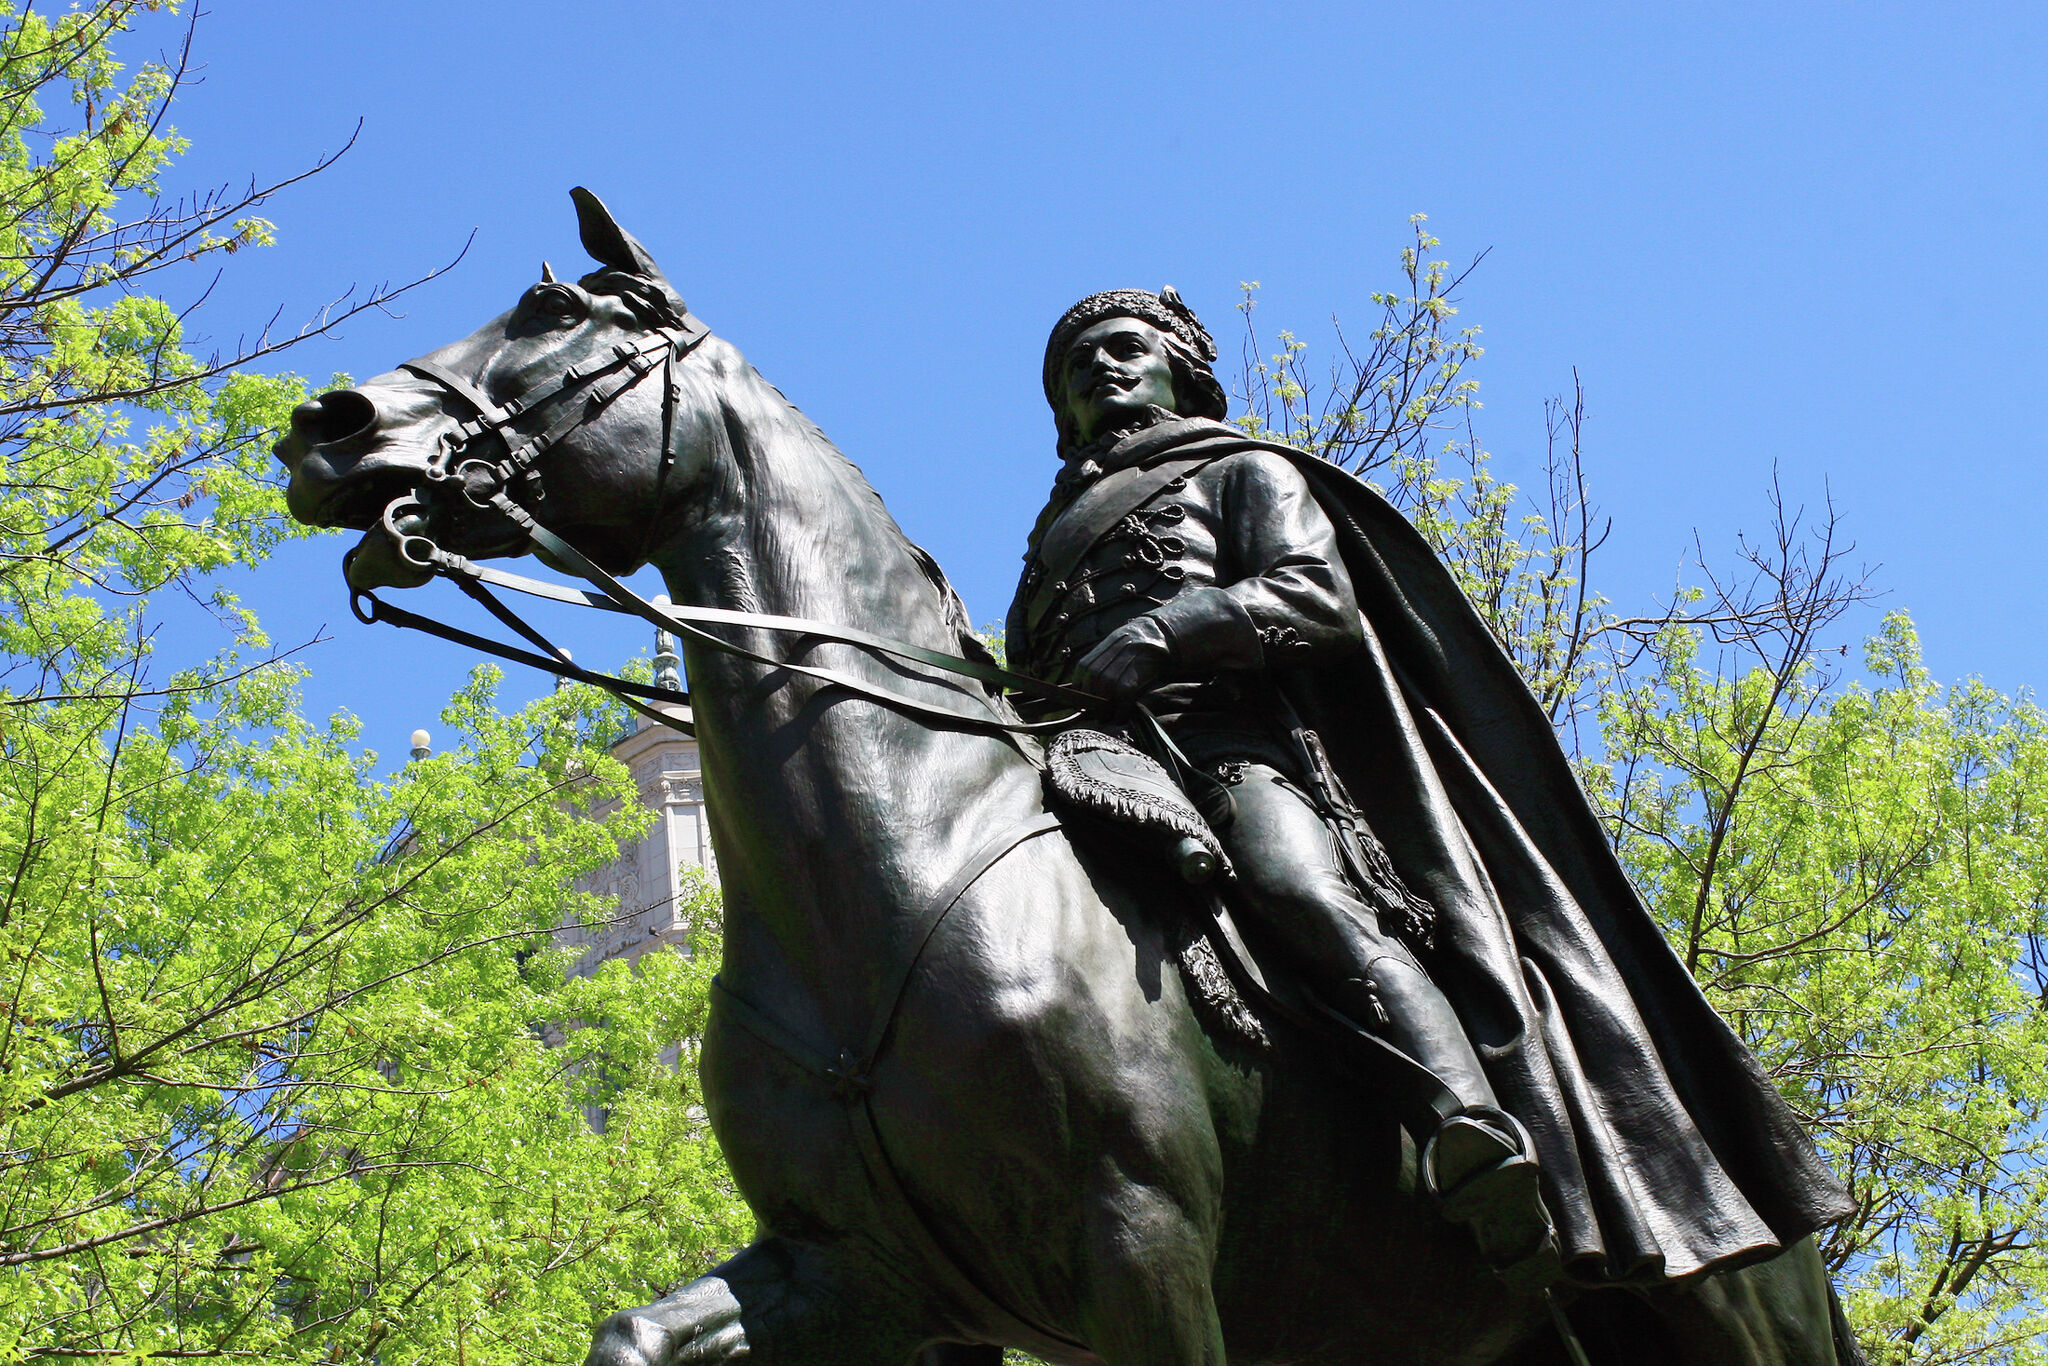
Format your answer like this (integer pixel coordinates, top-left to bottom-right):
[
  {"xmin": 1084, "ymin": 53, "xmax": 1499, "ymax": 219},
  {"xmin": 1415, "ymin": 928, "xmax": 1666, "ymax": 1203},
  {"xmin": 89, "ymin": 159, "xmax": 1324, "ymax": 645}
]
[
  {"xmin": 343, "ymin": 527, "xmax": 437, "ymax": 591},
  {"xmin": 275, "ymin": 384, "xmax": 449, "ymax": 531},
  {"xmin": 289, "ymin": 390, "xmax": 378, "ymax": 448},
  {"xmin": 339, "ymin": 494, "xmax": 440, "ymax": 591}
]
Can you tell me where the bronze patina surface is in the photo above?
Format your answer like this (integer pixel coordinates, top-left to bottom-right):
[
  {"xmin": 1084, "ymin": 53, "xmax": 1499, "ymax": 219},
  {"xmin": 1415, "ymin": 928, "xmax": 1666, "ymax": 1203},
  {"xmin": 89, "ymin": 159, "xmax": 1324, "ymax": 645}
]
[{"xmin": 277, "ymin": 192, "xmax": 1863, "ymax": 1366}]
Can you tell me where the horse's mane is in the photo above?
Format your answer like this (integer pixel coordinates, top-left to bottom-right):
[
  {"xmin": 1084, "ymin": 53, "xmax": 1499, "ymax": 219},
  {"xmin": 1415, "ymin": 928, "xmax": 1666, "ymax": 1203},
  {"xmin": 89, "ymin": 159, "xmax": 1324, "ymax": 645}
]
[
  {"xmin": 810, "ymin": 426, "xmax": 1007, "ymax": 677},
  {"xmin": 561, "ymin": 265, "xmax": 1007, "ymax": 691},
  {"xmin": 689, "ymin": 338, "xmax": 1010, "ymax": 690}
]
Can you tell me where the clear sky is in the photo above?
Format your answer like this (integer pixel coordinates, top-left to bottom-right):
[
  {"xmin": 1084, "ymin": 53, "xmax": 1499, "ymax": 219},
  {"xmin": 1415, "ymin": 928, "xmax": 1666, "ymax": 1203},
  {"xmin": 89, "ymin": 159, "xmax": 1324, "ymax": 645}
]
[{"xmin": 134, "ymin": 1, "xmax": 2047, "ymax": 766}]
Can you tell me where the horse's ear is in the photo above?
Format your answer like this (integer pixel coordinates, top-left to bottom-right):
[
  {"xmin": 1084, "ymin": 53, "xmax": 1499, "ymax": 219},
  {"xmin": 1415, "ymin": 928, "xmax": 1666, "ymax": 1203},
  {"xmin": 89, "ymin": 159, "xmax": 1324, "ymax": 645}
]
[
  {"xmin": 570, "ymin": 186, "xmax": 691, "ymax": 325},
  {"xmin": 571, "ymin": 186, "xmax": 665, "ymax": 281}
]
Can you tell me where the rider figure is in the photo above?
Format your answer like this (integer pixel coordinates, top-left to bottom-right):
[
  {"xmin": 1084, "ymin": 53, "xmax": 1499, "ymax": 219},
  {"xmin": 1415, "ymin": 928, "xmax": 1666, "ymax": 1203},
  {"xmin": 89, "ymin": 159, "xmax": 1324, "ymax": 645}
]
[{"xmin": 1008, "ymin": 288, "xmax": 1555, "ymax": 1279}]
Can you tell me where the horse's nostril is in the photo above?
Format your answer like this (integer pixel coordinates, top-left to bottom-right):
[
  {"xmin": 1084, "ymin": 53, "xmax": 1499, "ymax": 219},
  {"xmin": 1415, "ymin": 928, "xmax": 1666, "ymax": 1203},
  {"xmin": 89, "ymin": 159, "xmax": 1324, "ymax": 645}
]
[{"xmin": 291, "ymin": 390, "xmax": 378, "ymax": 446}]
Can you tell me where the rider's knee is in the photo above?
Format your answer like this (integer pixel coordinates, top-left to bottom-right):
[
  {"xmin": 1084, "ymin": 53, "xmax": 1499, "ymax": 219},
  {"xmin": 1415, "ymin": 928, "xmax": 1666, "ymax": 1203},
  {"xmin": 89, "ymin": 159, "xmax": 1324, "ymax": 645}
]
[{"xmin": 1221, "ymin": 771, "xmax": 1347, "ymax": 897}]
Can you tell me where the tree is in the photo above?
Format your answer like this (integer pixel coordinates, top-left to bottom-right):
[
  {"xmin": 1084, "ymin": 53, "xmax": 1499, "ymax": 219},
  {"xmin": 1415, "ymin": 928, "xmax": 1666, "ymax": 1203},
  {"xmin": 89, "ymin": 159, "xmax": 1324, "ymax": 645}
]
[
  {"xmin": 1236, "ymin": 224, "xmax": 2048, "ymax": 1363},
  {"xmin": 1233, "ymin": 222, "xmax": 1611, "ymax": 741},
  {"xmin": 1603, "ymin": 615, "xmax": 2048, "ymax": 1364},
  {"xmin": 0, "ymin": 5, "xmax": 748, "ymax": 1359}
]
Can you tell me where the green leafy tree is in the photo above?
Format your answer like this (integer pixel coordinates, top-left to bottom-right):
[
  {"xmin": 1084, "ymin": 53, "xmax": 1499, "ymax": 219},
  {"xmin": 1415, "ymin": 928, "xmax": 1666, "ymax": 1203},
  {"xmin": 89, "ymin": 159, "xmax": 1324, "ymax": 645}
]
[
  {"xmin": 1601, "ymin": 614, "xmax": 2048, "ymax": 1364},
  {"xmin": 0, "ymin": 5, "xmax": 748, "ymax": 1360},
  {"xmin": 1233, "ymin": 219, "xmax": 1611, "ymax": 736},
  {"xmin": 1238, "ymin": 230, "xmax": 2048, "ymax": 1363}
]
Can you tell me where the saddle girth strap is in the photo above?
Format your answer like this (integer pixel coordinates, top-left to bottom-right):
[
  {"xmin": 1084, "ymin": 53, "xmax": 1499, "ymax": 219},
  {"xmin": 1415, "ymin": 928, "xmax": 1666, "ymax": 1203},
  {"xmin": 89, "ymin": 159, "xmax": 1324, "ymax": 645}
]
[
  {"xmin": 709, "ymin": 812, "xmax": 1077, "ymax": 1355},
  {"xmin": 711, "ymin": 812, "xmax": 1062, "ymax": 1097}
]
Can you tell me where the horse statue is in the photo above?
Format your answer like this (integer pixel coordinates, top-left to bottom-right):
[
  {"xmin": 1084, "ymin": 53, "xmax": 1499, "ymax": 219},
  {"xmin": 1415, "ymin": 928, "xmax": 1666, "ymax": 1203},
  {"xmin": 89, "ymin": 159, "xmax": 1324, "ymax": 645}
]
[{"xmin": 276, "ymin": 190, "xmax": 1863, "ymax": 1366}]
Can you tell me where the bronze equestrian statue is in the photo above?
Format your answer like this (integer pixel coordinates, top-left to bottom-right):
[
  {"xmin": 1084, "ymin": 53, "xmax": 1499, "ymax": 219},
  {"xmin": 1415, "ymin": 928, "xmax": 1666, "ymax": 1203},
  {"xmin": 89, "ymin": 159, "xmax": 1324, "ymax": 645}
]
[{"xmin": 275, "ymin": 189, "xmax": 1864, "ymax": 1366}]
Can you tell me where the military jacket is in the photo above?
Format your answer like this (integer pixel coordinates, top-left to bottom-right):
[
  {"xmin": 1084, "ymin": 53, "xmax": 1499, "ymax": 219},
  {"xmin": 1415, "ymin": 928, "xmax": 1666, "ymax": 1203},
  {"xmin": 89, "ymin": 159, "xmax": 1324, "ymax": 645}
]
[{"xmin": 1006, "ymin": 439, "xmax": 1364, "ymax": 731}]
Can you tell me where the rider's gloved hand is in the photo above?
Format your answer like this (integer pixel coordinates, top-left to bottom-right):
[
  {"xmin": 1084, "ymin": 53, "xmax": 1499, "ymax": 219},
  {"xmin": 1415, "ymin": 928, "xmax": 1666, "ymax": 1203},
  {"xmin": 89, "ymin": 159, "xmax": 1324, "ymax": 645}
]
[{"xmin": 1073, "ymin": 615, "xmax": 1174, "ymax": 700}]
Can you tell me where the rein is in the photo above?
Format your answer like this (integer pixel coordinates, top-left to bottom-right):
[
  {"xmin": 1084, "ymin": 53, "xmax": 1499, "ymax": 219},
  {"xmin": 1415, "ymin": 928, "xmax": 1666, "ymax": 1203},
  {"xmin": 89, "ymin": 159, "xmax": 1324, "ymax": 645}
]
[{"xmin": 356, "ymin": 318, "xmax": 1099, "ymax": 738}]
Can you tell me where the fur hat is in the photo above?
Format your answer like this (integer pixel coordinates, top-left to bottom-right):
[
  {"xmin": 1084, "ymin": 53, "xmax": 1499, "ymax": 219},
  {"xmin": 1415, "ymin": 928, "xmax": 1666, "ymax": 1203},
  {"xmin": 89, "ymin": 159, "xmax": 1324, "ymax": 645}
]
[{"xmin": 1041, "ymin": 286, "xmax": 1222, "ymax": 416}]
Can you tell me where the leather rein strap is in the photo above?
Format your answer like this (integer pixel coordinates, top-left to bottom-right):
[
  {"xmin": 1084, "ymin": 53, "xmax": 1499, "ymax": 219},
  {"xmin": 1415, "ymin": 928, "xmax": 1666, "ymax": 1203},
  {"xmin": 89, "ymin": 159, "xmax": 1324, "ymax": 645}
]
[
  {"xmin": 361, "ymin": 322, "xmax": 1101, "ymax": 738},
  {"xmin": 490, "ymin": 491, "xmax": 1091, "ymax": 735}
]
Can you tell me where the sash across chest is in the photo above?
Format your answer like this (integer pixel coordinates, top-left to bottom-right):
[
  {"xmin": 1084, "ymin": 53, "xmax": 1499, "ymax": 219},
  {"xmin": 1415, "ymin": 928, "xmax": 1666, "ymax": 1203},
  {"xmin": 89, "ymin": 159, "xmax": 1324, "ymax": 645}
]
[{"xmin": 1020, "ymin": 454, "xmax": 1226, "ymax": 638}]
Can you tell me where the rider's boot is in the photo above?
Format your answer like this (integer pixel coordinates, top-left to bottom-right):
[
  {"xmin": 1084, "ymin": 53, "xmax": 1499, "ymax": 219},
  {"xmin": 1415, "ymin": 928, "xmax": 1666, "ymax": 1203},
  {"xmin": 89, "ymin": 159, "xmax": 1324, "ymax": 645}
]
[{"xmin": 1358, "ymin": 957, "xmax": 1561, "ymax": 1291}]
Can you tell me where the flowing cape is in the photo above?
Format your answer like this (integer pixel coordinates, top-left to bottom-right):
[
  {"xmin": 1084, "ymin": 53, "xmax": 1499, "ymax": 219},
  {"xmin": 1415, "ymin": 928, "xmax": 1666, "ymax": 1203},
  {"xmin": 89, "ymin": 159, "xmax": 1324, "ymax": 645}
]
[{"xmin": 1028, "ymin": 419, "xmax": 1853, "ymax": 1284}]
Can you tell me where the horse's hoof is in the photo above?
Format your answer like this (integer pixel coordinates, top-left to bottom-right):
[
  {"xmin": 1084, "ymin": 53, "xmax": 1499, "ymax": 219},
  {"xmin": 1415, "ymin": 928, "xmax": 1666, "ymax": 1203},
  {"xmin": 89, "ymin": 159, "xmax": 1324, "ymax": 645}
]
[{"xmin": 584, "ymin": 1311, "xmax": 664, "ymax": 1366}]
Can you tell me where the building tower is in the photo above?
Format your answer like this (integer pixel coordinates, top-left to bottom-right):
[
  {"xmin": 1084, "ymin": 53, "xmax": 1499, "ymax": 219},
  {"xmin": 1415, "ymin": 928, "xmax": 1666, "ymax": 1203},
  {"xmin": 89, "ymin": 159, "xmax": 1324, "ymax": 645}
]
[{"xmin": 558, "ymin": 604, "xmax": 712, "ymax": 978}]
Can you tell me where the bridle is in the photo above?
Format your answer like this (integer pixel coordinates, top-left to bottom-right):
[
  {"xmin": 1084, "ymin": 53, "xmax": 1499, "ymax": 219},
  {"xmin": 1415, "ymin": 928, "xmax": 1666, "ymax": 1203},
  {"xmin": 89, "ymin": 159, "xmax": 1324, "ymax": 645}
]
[
  {"xmin": 347, "ymin": 305, "xmax": 1097, "ymax": 739},
  {"xmin": 404, "ymin": 319, "xmax": 696, "ymax": 540}
]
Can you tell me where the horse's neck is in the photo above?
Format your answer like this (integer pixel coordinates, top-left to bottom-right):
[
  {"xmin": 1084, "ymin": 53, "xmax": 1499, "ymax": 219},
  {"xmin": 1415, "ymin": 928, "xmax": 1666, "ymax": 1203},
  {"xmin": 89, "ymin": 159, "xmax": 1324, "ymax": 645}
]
[
  {"xmin": 654, "ymin": 353, "xmax": 1036, "ymax": 1029},
  {"xmin": 684, "ymin": 368, "xmax": 942, "ymax": 629}
]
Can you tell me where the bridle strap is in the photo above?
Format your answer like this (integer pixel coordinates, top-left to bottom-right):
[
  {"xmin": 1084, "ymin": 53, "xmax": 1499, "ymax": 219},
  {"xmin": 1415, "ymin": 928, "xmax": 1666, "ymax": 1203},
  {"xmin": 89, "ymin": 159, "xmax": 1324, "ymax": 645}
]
[
  {"xmin": 494, "ymin": 337, "xmax": 667, "ymax": 482},
  {"xmin": 364, "ymin": 310, "xmax": 1095, "ymax": 738},
  {"xmin": 398, "ymin": 357, "xmax": 503, "ymax": 427},
  {"xmin": 402, "ymin": 321, "xmax": 703, "ymax": 500},
  {"xmin": 485, "ymin": 490, "xmax": 1087, "ymax": 735}
]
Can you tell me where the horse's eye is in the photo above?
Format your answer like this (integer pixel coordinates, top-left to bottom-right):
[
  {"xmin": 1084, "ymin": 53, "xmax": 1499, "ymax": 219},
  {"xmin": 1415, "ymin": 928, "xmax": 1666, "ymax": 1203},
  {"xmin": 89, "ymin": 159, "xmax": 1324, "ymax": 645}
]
[{"xmin": 528, "ymin": 285, "xmax": 585, "ymax": 322}]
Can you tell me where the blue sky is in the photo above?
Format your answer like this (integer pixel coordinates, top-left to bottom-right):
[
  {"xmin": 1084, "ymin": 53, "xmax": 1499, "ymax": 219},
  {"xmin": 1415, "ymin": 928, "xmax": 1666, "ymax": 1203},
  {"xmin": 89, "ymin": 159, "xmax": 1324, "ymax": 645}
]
[{"xmin": 137, "ymin": 2, "xmax": 2046, "ymax": 764}]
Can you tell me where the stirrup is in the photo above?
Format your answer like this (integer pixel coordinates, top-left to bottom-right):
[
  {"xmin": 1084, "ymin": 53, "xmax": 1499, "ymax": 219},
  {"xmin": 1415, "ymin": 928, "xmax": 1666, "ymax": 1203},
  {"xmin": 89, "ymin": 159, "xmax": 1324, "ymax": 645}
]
[{"xmin": 1421, "ymin": 1107, "xmax": 1561, "ymax": 1291}]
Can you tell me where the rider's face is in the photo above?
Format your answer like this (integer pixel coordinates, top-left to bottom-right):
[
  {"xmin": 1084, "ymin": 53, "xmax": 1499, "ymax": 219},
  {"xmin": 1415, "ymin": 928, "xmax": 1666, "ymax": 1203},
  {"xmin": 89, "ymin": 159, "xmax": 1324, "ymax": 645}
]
[{"xmin": 1061, "ymin": 317, "xmax": 1180, "ymax": 444}]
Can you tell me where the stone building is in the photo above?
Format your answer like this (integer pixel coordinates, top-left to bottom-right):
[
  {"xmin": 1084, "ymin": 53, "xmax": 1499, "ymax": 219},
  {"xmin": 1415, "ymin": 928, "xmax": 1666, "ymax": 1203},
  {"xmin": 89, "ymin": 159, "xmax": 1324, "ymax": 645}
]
[
  {"xmin": 555, "ymin": 623, "xmax": 714, "ymax": 979},
  {"xmin": 405, "ymin": 623, "xmax": 712, "ymax": 982}
]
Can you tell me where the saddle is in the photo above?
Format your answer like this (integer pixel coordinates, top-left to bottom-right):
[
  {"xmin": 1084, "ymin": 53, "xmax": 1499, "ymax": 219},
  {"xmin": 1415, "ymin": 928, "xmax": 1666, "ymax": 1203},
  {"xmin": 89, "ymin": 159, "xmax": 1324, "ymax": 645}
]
[
  {"xmin": 1042, "ymin": 728, "xmax": 1231, "ymax": 884},
  {"xmin": 1044, "ymin": 726, "xmax": 1466, "ymax": 1137}
]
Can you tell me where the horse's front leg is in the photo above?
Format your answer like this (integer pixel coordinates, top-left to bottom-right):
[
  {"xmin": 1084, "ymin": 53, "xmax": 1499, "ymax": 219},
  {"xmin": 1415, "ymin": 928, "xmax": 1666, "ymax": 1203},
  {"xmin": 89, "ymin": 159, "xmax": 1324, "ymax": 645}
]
[
  {"xmin": 585, "ymin": 1236, "xmax": 930, "ymax": 1366},
  {"xmin": 1073, "ymin": 1170, "xmax": 1227, "ymax": 1366},
  {"xmin": 585, "ymin": 1268, "xmax": 744, "ymax": 1366}
]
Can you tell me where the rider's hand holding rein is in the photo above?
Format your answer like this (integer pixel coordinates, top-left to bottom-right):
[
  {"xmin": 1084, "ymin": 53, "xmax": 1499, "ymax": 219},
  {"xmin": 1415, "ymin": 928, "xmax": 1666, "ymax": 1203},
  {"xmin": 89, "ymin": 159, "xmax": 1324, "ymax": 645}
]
[{"xmin": 1072, "ymin": 614, "xmax": 1174, "ymax": 700}]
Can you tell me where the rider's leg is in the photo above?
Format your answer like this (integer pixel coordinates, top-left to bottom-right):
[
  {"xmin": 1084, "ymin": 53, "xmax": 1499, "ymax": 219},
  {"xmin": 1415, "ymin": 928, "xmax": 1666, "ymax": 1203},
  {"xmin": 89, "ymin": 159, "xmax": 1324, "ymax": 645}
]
[
  {"xmin": 1216, "ymin": 763, "xmax": 1494, "ymax": 1107},
  {"xmin": 1216, "ymin": 763, "xmax": 1556, "ymax": 1279}
]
